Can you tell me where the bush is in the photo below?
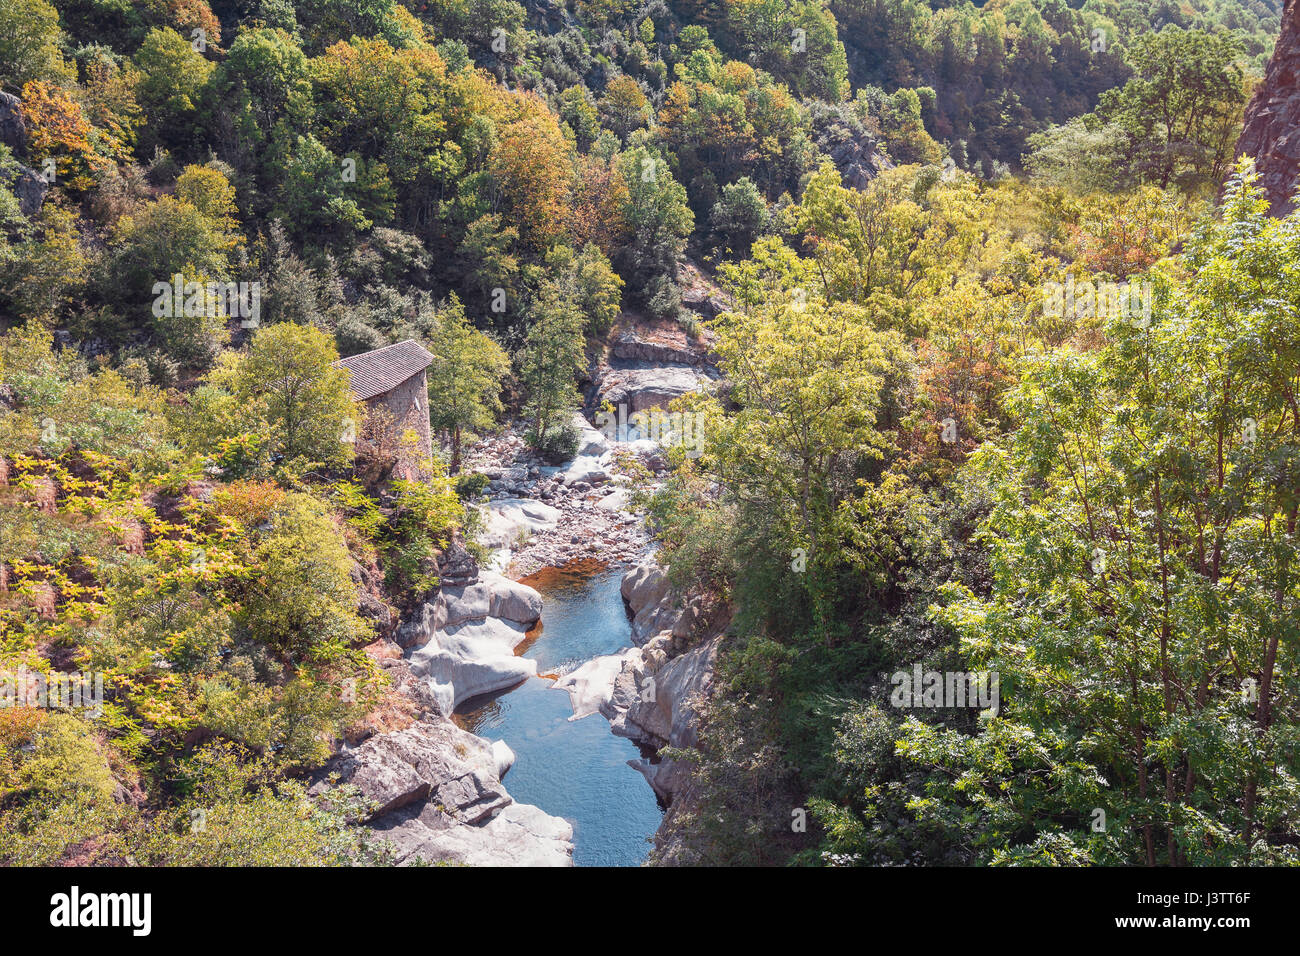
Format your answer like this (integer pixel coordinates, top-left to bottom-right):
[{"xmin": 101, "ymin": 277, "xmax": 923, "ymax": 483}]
[{"xmin": 453, "ymin": 471, "xmax": 490, "ymax": 500}]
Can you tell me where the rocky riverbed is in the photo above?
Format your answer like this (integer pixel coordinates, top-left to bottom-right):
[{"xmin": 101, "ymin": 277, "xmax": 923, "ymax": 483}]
[
  {"xmin": 463, "ymin": 413, "xmax": 661, "ymax": 577},
  {"xmin": 314, "ymin": 309, "xmax": 727, "ymax": 865}
]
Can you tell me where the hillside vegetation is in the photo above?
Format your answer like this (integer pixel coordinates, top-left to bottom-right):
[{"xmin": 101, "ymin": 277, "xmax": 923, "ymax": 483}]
[{"xmin": 0, "ymin": 0, "xmax": 1295, "ymax": 865}]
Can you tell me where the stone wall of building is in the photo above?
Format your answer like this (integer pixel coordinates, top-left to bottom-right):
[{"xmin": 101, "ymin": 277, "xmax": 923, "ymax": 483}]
[{"xmin": 366, "ymin": 368, "xmax": 433, "ymax": 480}]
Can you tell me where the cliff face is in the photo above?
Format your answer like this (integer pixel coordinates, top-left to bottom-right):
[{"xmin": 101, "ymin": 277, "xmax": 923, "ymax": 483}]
[{"xmin": 1237, "ymin": 0, "xmax": 1300, "ymax": 214}]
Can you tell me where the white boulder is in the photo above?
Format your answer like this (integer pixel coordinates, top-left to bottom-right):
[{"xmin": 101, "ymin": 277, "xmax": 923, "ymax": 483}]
[{"xmin": 553, "ymin": 647, "xmax": 639, "ymax": 720}]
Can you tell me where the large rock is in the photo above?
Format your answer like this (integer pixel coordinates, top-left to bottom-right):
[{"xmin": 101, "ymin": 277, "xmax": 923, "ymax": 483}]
[
  {"xmin": 437, "ymin": 540, "xmax": 480, "ymax": 588},
  {"xmin": 11, "ymin": 166, "xmax": 48, "ymax": 218},
  {"xmin": 398, "ymin": 570, "xmax": 544, "ymax": 715},
  {"xmin": 408, "ymin": 615, "xmax": 538, "ymax": 715},
  {"xmin": 316, "ymin": 718, "xmax": 506, "ymax": 821},
  {"xmin": 376, "ymin": 800, "xmax": 574, "ymax": 867},
  {"xmin": 0, "ymin": 92, "xmax": 27, "ymax": 155},
  {"xmin": 607, "ymin": 311, "xmax": 718, "ymax": 366},
  {"xmin": 603, "ymin": 634, "xmax": 721, "ymax": 804},
  {"xmin": 553, "ymin": 646, "xmax": 639, "ymax": 720},
  {"xmin": 674, "ymin": 264, "xmax": 734, "ymax": 323},
  {"xmin": 479, "ymin": 499, "xmax": 562, "ymax": 549},
  {"xmin": 827, "ymin": 131, "xmax": 891, "ymax": 191},
  {"xmin": 594, "ymin": 363, "xmax": 716, "ymax": 414},
  {"xmin": 620, "ymin": 559, "xmax": 679, "ymax": 644},
  {"xmin": 440, "ymin": 570, "xmax": 543, "ymax": 629},
  {"xmin": 571, "ymin": 411, "xmax": 611, "ymax": 457},
  {"xmin": 629, "ymin": 636, "xmax": 719, "ymax": 751},
  {"xmin": 1236, "ymin": 0, "xmax": 1300, "ymax": 215},
  {"xmin": 396, "ymin": 570, "xmax": 542, "ymax": 647},
  {"xmin": 554, "ymin": 454, "xmax": 609, "ymax": 486},
  {"xmin": 491, "ymin": 739, "xmax": 516, "ymax": 778},
  {"xmin": 589, "ymin": 312, "xmax": 721, "ymax": 415},
  {"xmin": 314, "ymin": 717, "xmax": 573, "ymax": 866}
]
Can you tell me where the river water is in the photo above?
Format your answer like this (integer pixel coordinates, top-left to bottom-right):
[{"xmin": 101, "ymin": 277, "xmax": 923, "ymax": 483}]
[{"xmin": 455, "ymin": 564, "xmax": 664, "ymax": 866}]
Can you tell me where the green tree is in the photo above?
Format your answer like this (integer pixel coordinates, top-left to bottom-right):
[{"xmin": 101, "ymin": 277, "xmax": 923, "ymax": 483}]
[
  {"xmin": 1093, "ymin": 28, "xmax": 1247, "ymax": 191},
  {"xmin": 546, "ymin": 242, "xmax": 624, "ymax": 336},
  {"xmin": 706, "ymin": 264, "xmax": 904, "ymax": 627},
  {"xmin": 233, "ymin": 323, "xmax": 358, "ymax": 468},
  {"xmin": 0, "ymin": 0, "xmax": 73, "ymax": 90},
  {"xmin": 519, "ymin": 286, "xmax": 585, "ymax": 455},
  {"xmin": 238, "ymin": 491, "xmax": 371, "ymax": 661},
  {"xmin": 708, "ymin": 176, "xmax": 769, "ymax": 257},
  {"xmin": 132, "ymin": 27, "xmax": 215, "ymax": 155},
  {"xmin": 426, "ymin": 296, "xmax": 509, "ymax": 472},
  {"xmin": 613, "ymin": 147, "xmax": 694, "ymax": 315}
]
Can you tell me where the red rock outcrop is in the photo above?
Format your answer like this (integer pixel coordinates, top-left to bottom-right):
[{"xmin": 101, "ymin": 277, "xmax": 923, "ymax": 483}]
[{"xmin": 1237, "ymin": 0, "xmax": 1300, "ymax": 214}]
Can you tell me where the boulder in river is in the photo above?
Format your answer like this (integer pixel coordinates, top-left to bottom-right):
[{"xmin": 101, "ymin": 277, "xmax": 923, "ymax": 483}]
[
  {"xmin": 553, "ymin": 646, "xmax": 640, "ymax": 720},
  {"xmin": 399, "ymin": 570, "xmax": 545, "ymax": 715},
  {"xmin": 313, "ymin": 716, "xmax": 572, "ymax": 866}
]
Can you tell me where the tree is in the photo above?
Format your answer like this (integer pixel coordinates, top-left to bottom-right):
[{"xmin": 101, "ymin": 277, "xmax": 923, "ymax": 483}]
[
  {"xmin": 1093, "ymin": 28, "xmax": 1247, "ymax": 191},
  {"xmin": 917, "ymin": 163, "xmax": 1300, "ymax": 865},
  {"xmin": 19, "ymin": 80, "xmax": 109, "ymax": 192},
  {"xmin": 488, "ymin": 93, "xmax": 574, "ymax": 249},
  {"xmin": 175, "ymin": 164, "xmax": 240, "ymax": 250},
  {"xmin": 210, "ymin": 27, "xmax": 313, "ymax": 182},
  {"xmin": 709, "ymin": 177, "xmax": 769, "ymax": 257},
  {"xmin": 557, "ymin": 84, "xmax": 601, "ymax": 151},
  {"xmin": 0, "ymin": 0, "xmax": 72, "ymax": 90},
  {"xmin": 705, "ymin": 263, "xmax": 904, "ymax": 627},
  {"xmin": 101, "ymin": 193, "xmax": 237, "ymax": 363},
  {"xmin": 1023, "ymin": 118, "xmax": 1128, "ymax": 193},
  {"xmin": 426, "ymin": 296, "xmax": 509, "ymax": 472},
  {"xmin": 613, "ymin": 147, "xmax": 694, "ymax": 314},
  {"xmin": 723, "ymin": 0, "xmax": 848, "ymax": 101},
  {"xmin": 132, "ymin": 27, "xmax": 215, "ymax": 155},
  {"xmin": 238, "ymin": 491, "xmax": 371, "ymax": 661},
  {"xmin": 546, "ymin": 242, "xmax": 624, "ymax": 336},
  {"xmin": 519, "ymin": 286, "xmax": 585, "ymax": 455},
  {"xmin": 233, "ymin": 323, "xmax": 358, "ymax": 468},
  {"xmin": 599, "ymin": 76, "xmax": 650, "ymax": 142},
  {"xmin": 270, "ymin": 133, "xmax": 377, "ymax": 242}
]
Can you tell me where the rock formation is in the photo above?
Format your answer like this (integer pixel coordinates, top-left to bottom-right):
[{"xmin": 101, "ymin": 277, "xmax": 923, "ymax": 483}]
[
  {"xmin": 399, "ymin": 568, "xmax": 545, "ymax": 715},
  {"xmin": 0, "ymin": 91, "xmax": 50, "ymax": 218},
  {"xmin": 0, "ymin": 92, "xmax": 27, "ymax": 156},
  {"xmin": 315, "ymin": 556, "xmax": 572, "ymax": 865},
  {"xmin": 1236, "ymin": 0, "xmax": 1300, "ymax": 214},
  {"xmin": 311, "ymin": 715, "xmax": 572, "ymax": 866},
  {"xmin": 589, "ymin": 312, "xmax": 721, "ymax": 414}
]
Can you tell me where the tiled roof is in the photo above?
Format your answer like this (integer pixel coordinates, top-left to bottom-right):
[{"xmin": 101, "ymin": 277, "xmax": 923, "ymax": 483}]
[{"xmin": 333, "ymin": 340, "xmax": 434, "ymax": 401}]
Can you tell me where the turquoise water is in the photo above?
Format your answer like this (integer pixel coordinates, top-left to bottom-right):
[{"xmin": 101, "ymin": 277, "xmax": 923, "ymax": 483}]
[{"xmin": 456, "ymin": 567, "xmax": 664, "ymax": 867}]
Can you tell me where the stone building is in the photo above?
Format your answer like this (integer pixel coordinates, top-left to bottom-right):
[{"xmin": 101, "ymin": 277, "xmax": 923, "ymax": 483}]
[{"xmin": 334, "ymin": 340, "xmax": 434, "ymax": 480}]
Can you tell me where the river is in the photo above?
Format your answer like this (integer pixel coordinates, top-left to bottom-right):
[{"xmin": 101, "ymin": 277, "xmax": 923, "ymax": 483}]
[{"xmin": 454, "ymin": 563, "xmax": 664, "ymax": 866}]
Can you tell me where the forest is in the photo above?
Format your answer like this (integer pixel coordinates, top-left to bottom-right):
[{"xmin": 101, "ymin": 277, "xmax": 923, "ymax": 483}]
[{"xmin": 0, "ymin": 0, "xmax": 1296, "ymax": 867}]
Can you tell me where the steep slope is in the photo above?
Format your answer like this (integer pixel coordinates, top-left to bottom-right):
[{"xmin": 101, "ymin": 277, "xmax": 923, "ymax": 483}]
[{"xmin": 1237, "ymin": 0, "xmax": 1300, "ymax": 213}]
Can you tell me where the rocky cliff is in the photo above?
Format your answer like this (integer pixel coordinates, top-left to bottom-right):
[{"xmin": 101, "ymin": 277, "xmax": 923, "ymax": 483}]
[{"xmin": 1236, "ymin": 0, "xmax": 1300, "ymax": 214}]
